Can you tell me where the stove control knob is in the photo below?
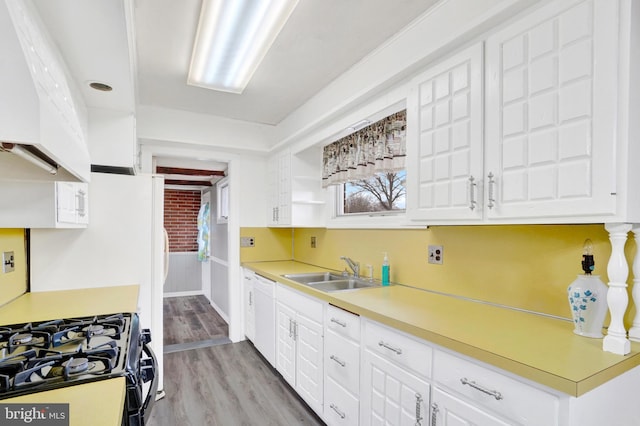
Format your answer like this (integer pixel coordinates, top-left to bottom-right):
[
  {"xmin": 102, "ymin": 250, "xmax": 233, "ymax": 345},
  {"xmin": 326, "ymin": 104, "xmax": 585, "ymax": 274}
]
[{"xmin": 140, "ymin": 328, "xmax": 152, "ymax": 345}]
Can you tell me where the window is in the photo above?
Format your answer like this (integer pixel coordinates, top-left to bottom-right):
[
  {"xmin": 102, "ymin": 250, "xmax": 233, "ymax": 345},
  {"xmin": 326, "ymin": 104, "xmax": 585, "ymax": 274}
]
[
  {"xmin": 216, "ymin": 177, "xmax": 229, "ymax": 223},
  {"xmin": 338, "ymin": 170, "xmax": 406, "ymax": 215}
]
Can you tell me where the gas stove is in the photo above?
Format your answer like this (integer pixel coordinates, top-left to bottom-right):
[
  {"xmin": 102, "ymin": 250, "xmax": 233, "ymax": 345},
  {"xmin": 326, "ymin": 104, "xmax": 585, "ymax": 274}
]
[{"xmin": 0, "ymin": 313, "xmax": 157, "ymax": 425}]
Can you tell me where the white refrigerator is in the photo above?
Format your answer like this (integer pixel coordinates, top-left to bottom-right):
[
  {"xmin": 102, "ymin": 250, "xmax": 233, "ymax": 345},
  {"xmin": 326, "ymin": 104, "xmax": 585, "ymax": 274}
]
[{"xmin": 29, "ymin": 172, "xmax": 166, "ymax": 393}]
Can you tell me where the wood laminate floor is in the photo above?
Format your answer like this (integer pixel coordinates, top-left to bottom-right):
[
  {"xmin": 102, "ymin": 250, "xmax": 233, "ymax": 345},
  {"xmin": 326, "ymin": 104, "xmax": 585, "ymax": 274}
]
[
  {"xmin": 163, "ymin": 295, "xmax": 228, "ymax": 345},
  {"xmin": 149, "ymin": 296, "xmax": 325, "ymax": 426}
]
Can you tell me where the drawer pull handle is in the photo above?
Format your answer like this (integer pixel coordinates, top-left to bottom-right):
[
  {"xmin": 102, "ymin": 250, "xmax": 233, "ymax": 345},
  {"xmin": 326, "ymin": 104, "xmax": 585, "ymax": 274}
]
[
  {"xmin": 487, "ymin": 172, "xmax": 496, "ymax": 209},
  {"xmin": 415, "ymin": 392, "xmax": 423, "ymax": 426},
  {"xmin": 378, "ymin": 340, "xmax": 403, "ymax": 355},
  {"xmin": 460, "ymin": 377, "xmax": 503, "ymax": 400},
  {"xmin": 468, "ymin": 175, "xmax": 477, "ymax": 211},
  {"xmin": 330, "ymin": 403, "xmax": 346, "ymax": 419},
  {"xmin": 431, "ymin": 402, "xmax": 439, "ymax": 426},
  {"xmin": 331, "ymin": 317, "xmax": 347, "ymax": 327},
  {"xmin": 330, "ymin": 354, "xmax": 346, "ymax": 367}
]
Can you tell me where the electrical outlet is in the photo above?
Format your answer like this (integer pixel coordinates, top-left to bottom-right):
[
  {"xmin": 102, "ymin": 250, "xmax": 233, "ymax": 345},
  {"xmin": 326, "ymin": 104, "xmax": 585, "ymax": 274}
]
[
  {"xmin": 240, "ymin": 237, "xmax": 255, "ymax": 247},
  {"xmin": 2, "ymin": 251, "xmax": 15, "ymax": 273},
  {"xmin": 311, "ymin": 236, "xmax": 316, "ymax": 248},
  {"xmin": 428, "ymin": 245, "xmax": 443, "ymax": 265}
]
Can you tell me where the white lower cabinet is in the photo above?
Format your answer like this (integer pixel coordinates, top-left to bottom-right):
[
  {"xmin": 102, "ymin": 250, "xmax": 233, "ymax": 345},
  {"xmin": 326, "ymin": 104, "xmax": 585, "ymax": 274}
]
[
  {"xmin": 243, "ymin": 269, "xmax": 255, "ymax": 342},
  {"xmin": 361, "ymin": 320, "xmax": 431, "ymax": 426},
  {"xmin": 253, "ymin": 274, "xmax": 276, "ymax": 367},
  {"xmin": 275, "ymin": 284, "xmax": 324, "ymax": 415},
  {"xmin": 324, "ymin": 304, "xmax": 361, "ymax": 426},
  {"xmin": 431, "ymin": 387, "xmax": 511, "ymax": 426},
  {"xmin": 432, "ymin": 350, "xmax": 559, "ymax": 426},
  {"xmin": 255, "ymin": 277, "xmax": 640, "ymax": 426},
  {"xmin": 361, "ymin": 350, "xmax": 430, "ymax": 426}
]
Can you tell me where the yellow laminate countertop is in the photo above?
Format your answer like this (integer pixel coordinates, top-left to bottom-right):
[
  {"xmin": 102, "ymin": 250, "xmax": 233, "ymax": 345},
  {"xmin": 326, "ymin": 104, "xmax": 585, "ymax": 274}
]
[
  {"xmin": 0, "ymin": 285, "xmax": 140, "ymax": 426},
  {"xmin": 2, "ymin": 378, "xmax": 126, "ymax": 426},
  {"xmin": 245, "ymin": 260, "xmax": 640, "ymax": 397},
  {"xmin": 0, "ymin": 285, "xmax": 140, "ymax": 325}
]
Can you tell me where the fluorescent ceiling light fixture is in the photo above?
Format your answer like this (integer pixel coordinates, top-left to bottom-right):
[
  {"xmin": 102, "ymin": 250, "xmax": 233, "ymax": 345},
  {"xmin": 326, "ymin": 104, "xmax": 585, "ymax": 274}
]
[
  {"xmin": 188, "ymin": 0, "xmax": 299, "ymax": 94},
  {"xmin": 1, "ymin": 143, "xmax": 58, "ymax": 174}
]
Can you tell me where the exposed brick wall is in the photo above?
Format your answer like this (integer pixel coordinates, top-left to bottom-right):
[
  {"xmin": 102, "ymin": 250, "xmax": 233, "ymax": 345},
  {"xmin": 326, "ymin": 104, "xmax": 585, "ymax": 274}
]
[{"xmin": 164, "ymin": 189, "xmax": 201, "ymax": 252}]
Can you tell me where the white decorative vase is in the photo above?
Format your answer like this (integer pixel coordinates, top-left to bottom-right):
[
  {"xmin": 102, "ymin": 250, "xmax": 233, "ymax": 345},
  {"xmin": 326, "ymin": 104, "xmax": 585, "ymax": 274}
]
[{"xmin": 567, "ymin": 275, "xmax": 608, "ymax": 338}]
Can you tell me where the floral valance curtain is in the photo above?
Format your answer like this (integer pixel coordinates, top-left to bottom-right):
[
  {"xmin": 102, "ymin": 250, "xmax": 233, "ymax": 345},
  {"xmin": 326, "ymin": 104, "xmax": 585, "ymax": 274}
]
[{"xmin": 322, "ymin": 110, "xmax": 406, "ymax": 188}]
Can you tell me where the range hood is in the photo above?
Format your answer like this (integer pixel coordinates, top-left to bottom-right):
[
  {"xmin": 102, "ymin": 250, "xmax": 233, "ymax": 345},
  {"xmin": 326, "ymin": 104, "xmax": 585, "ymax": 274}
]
[{"xmin": 0, "ymin": 0, "xmax": 90, "ymax": 182}]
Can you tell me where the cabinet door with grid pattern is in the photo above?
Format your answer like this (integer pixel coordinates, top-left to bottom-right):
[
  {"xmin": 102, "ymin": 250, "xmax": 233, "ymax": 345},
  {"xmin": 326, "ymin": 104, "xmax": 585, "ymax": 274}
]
[
  {"xmin": 484, "ymin": 0, "xmax": 617, "ymax": 220},
  {"xmin": 406, "ymin": 42, "xmax": 484, "ymax": 222},
  {"xmin": 360, "ymin": 349, "xmax": 430, "ymax": 426}
]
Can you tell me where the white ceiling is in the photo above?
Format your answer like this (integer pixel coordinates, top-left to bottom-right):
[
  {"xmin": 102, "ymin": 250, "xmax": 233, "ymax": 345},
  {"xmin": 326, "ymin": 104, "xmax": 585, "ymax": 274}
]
[{"xmin": 33, "ymin": 0, "xmax": 441, "ymax": 127}]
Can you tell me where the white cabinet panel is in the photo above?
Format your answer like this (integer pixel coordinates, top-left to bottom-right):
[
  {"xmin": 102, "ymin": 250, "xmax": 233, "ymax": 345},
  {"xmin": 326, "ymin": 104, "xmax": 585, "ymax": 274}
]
[
  {"xmin": 243, "ymin": 271, "xmax": 255, "ymax": 342},
  {"xmin": 275, "ymin": 284, "xmax": 324, "ymax": 416},
  {"xmin": 406, "ymin": 42, "xmax": 484, "ymax": 221},
  {"xmin": 361, "ymin": 349, "xmax": 430, "ymax": 426},
  {"xmin": 432, "ymin": 387, "xmax": 512, "ymax": 426},
  {"xmin": 485, "ymin": 0, "xmax": 617, "ymax": 220},
  {"xmin": 276, "ymin": 301, "xmax": 297, "ymax": 387},
  {"xmin": 253, "ymin": 275, "xmax": 276, "ymax": 367}
]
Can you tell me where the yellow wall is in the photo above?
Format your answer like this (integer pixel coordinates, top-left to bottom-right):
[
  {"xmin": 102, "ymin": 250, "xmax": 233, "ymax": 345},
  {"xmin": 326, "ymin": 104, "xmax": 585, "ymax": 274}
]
[
  {"xmin": 240, "ymin": 227, "xmax": 293, "ymax": 262},
  {"xmin": 292, "ymin": 225, "xmax": 638, "ymax": 323},
  {"xmin": 0, "ymin": 229, "xmax": 27, "ymax": 306},
  {"xmin": 242, "ymin": 224, "xmax": 638, "ymax": 324}
]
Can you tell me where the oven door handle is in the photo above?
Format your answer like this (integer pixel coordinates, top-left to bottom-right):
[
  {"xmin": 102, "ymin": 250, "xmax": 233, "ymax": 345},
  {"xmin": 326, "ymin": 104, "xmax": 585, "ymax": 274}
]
[{"xmin": 141, "ymin": 342, "xmax": 159, "ymax": 424}]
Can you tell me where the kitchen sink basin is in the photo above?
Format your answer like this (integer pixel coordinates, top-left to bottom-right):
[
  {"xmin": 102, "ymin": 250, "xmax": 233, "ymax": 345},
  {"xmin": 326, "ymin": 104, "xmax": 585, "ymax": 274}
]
[
  {"xmin": 307, "ymin": 279, "xmax": 379, "ymax": 292},
  {"xmin": 282, "ymin": 272, "xmax": 345, "ymax": 284},
  {"xmin": 282, "ymin": 272, "xmax": 382, "ymax": 292}
]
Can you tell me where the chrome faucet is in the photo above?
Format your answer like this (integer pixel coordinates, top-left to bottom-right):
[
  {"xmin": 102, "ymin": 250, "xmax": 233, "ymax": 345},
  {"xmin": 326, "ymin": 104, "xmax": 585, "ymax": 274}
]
[{"xmin": 340, "ymin": 256, "xmax": 360, "ymax": 278}]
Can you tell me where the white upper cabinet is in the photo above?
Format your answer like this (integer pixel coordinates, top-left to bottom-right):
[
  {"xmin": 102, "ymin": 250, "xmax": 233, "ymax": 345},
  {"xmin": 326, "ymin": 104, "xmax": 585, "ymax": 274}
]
[
  {"xmin": 406, "ymin": 0, "xmax": 637, "ymax": 225},
  {"xmin": 406, "ymin": 43, "xmax": 484, "ymax": 222},
  {"xmin": 484, "ymin": 0, "xmax": 617, "ymax": 221},
  {"xmin": 267, "ymin": 147, "xmax": 325, "ymax": 227}
]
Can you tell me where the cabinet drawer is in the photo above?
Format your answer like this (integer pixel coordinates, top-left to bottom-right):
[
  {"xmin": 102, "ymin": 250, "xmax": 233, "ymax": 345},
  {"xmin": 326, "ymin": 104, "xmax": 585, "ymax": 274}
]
[
  {"xmin": 326, "ymin": 304, "xmax": 360, "ymax": 341},
  {"xmin": 324, "ymin": 376, "xmax": 359, "ymax": 426},
  {"xmin": 433, "ymin": 350, "xmax": 559, "ymax": 426},
  {"xmin": 363, "ymin": 320, "xmax": 432, "ymax": 378},
  {"xmin": 325, "ymin": 329, "xmax": 360, "ymax": 396},
  {"xmin": 276, "ymin": 283, "xmax": 323, "ymax": 323}
]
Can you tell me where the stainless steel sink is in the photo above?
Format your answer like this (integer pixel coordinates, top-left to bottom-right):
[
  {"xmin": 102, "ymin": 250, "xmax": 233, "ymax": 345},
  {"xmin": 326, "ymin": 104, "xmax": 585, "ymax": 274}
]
[
  {"xmin": 307, "ymin": 279, "xmax": 378, "ymax": 292},
  {"xmin": 282, "ymin": 272, "xmax": 345, "ymax": 284},
  {"xmin": 282, "ymin": 272, "xmax": 382, "ymax": 292}
]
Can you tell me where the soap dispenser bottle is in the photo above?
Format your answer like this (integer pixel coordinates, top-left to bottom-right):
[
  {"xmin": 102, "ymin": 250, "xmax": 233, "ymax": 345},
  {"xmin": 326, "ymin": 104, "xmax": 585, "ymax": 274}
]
[{"xmin": 381, "ymin": 252, "xmax": 390, "ymax": 286}]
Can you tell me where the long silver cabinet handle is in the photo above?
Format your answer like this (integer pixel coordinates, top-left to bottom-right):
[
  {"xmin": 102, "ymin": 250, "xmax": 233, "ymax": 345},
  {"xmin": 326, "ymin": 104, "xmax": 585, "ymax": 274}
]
[
  {"xmin": 415, "ymin": 393, "xmax": 423, "ymax": 426},
  {"xmin": 431, "ymin": 403, "xmax": 439, "ymax": 426},
  {"xmin": 460, "ymin": 377, "xmax": 503, "ymax": 400},
  {"xmin": 378, "ymin": 340, "xmax": 403, "ymax": 355},
  {"xmin": 487, "ymin": 172, "xmax": 496, "ymax": 209},
  {"xmin": 330, "ymin": 317, "xmax": 347, "ymax": 327},
  {"xmin": 468, "ymin": 175, "xmax": 477, "ymax": 211},
  {"xmin": 329, "ymin": 355, "xmax": 346, "ymax": 367},
  {"xmin": 330, "ymin": 403, "xmax": 346, "ymax": 419}
]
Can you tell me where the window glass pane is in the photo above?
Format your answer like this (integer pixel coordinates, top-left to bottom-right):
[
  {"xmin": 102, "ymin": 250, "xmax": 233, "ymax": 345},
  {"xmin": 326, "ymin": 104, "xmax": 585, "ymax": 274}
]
[{"xmin": 341, "ymin": 170, "xmax": 406, "ymax": 215}]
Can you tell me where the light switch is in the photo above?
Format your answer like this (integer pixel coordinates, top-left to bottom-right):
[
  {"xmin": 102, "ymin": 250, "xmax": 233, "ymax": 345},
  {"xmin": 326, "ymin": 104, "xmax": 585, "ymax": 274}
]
[{"xmin": 2, "ymin": 251, "xmax": 15, "ymax": 273}]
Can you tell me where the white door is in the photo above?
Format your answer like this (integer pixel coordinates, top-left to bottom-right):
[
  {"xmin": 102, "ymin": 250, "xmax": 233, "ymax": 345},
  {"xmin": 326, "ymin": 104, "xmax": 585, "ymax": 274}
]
[
  {"xmin": 431, "ymin": 387, "xmax": 511, "ymax": 426},
  {"xmin": 484, "ymin": 0, "xmax": 617, "ymax": 220},
  {"xmin": 276, "ymin": 302, "xmax": 297, "ymax": 387},
  {"xmin": 295, "ymin": 311, "xmax": 324, "ymax": 415},
  {"xmin": 406, "ymin": 42, "xmax": 484, "ymax": 222},
  {"xmin": 360, "ymin": 350, "xmax": 430, "ymax": 426}
]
